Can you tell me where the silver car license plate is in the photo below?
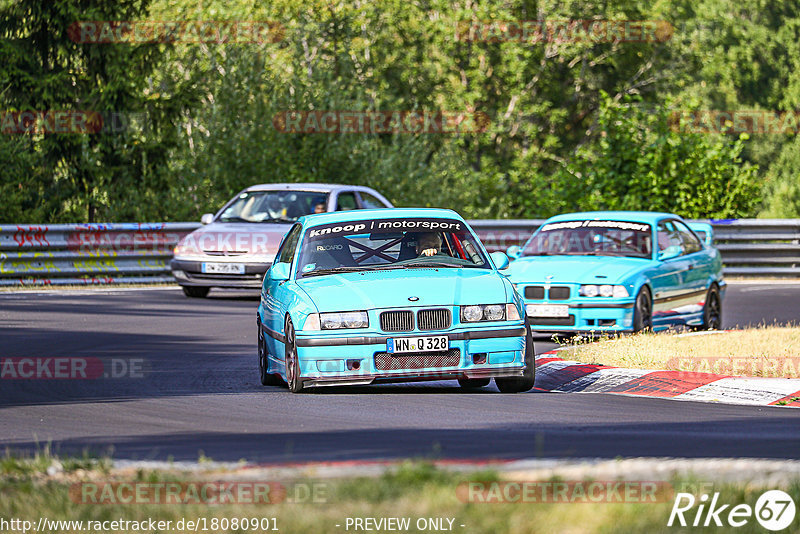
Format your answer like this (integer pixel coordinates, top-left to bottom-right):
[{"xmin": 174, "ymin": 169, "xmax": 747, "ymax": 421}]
[{"xmin": 202, "ymin": 262, "xmax": 245, "ymax": 275}]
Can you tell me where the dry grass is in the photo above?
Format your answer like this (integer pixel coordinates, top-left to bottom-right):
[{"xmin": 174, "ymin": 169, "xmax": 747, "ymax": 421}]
[
  {"xmin": 3, "ymin": 455, "xmax": 799, "ymax": 534},
  {"xmin": 558, "ymin": 327, "xmax": 800, "ymax": 378}
]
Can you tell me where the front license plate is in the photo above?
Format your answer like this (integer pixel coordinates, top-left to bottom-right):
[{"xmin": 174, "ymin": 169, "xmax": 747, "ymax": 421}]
[
  {"xmin": 526, "ymin": 304, "xmax": 570, "ymax": 318},
  {"xmin": 202, "ymin": 262, "xmax": 245, "ymax": 275},
  {"xmin": 387, "ymin": 336, "xmax": 449, "ymax": 353}
]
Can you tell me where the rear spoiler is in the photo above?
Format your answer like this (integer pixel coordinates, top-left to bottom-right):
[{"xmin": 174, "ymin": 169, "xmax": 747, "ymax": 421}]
[{"xmin": 687, "ymin": 222, "xmax": 714, "ymax": 246}]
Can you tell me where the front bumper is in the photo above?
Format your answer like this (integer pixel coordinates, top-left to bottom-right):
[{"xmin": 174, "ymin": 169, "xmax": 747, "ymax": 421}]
[
  {"xmin": 264, "ymin": 324, "xmax": 527, "ymax": 388},
  {"xmin": 526, "ymin": 301, "xmax": 635, "ymax": 334},
  {"xmin": 170, "ymin": 258, "xmax": 270, "ymax": 288}
]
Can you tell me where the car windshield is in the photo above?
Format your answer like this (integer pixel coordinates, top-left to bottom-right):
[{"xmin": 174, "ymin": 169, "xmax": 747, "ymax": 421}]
[
  {"xmin": 522, "ymin": 220, "xmax": 653, "ymax": 259},
  {"xmin": 297, "ymin": 217, "xmax": 491, "ymax": 277},
  {"xmin": 217, "ymin": 191, "xmax": 328, "ymax": 223}
]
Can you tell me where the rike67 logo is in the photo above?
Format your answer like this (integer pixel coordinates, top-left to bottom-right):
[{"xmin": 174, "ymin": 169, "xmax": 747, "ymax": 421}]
[{"xmin": 668, "ymin": 490, "xmax": 796, "ymax": 531}]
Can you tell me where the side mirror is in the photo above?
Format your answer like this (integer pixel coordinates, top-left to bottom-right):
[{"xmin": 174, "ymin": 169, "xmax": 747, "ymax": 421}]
[
  {"xmin": 200, "ymin": 213, "xmax": 214, "ymax": 225},
  {"xmin": 506, "ymin": 245, "xmax": 522, "ymax": 260},
  {"xmin": 490, "ymin": 251, "xmax": 510, "ymax": 270},
  {"xmin": 269, "ymin": 262, "xmax": 291, "ymax": 281},
  {"xmin": 657, "ymin": 245, "xmax": 682, "ymax": 262}
]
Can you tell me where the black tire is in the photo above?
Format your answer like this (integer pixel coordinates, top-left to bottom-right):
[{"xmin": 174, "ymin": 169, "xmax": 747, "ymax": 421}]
[
  {"xmin": 284, "ymin": 317, "xmax": 304, "ymax": 393},
  {"xmin": 182, "ymin": 286, "xmax": 209, "ymax": 298},
  {"xmin": 495, "ymin": 320, "xmax": 535, "ymax": 393},
  {"xmin": 633, "ymin": 287, "xmax": 653, "ymax": 333},
  {"xmin": 458, "ymin": 378, "xmax": 491, "ymax": 389},
  {"xmin": 698, "ymin": 284, "xmax": 722, "ymax": 330},
  {"xmin": 258, "ymin": 322, "xmax": 282, "ymax": 386}
]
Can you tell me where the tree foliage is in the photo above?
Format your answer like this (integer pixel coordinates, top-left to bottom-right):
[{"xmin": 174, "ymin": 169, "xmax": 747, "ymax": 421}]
[{"xmin": 2, "ymin": 0, "xmax": 797, "ymax": 222}]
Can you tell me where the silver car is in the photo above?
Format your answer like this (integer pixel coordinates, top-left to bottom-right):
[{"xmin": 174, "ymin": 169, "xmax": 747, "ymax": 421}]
[{"xmin": 170, "ymin": 183, "xmax": 393, "ymax": 297}]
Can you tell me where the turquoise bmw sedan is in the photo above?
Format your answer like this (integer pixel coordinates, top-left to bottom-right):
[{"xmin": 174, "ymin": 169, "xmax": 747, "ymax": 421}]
[
  {"xmin": 504, "ymin": 211, "xmax": 725, "ymax": 335},
  {"xmin": 256, "ymin": 208, "xmax": 534, "ymax": 393}
]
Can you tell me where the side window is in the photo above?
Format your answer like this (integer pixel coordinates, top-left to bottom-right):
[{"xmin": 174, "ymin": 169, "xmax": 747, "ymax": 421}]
[
  {"xmin": 276, "ymin": 224, "xmax": 302, "ymax": 264},
  {"xmin": 359, "ymin": 192, "xmax": 389, "ymax": 209},
  {"xmin": 336, "ymin": 192, "xmax": 358, "ymax": 211},
  {"xmin": 673, "ymin": 221, "xmax": 703, "ymax": 254},
  {"xmin": 657, "ymin": 222, "xmax": 685, "ymax": 254}
]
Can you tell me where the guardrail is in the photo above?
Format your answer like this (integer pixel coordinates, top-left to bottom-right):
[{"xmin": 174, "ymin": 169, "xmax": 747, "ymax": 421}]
[
  {"xmin": 1, "ymin": 219, "xmax": 798, "ymax": 286},
  {"xmin": 470, "ymin": 219, "xmax": 800, "ymax": 277},
  {"xmin": 0, "ymin": 223, "xmax": 200, "ymax": 286}
]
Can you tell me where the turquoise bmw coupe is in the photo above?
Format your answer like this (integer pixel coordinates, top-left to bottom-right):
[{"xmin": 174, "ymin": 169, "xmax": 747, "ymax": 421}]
[
  {"xmin": 504, "ymin": 211, "xmax": 725, "ymax": 335},
  {"xmin": 256, "ymin": 208, "xmax": 534, "ymax": 393}
]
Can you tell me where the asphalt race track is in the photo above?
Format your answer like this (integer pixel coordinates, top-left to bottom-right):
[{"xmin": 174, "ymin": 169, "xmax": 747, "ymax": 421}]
[{"xmin": 1, "ymin": 282, "xmax": 799, "ymax": 463}]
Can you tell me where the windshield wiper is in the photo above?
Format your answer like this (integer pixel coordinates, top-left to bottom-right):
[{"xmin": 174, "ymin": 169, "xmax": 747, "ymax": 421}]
[
  {"xmin": 218, "ymin": 216, "xmax": 248, "ymax": 223},
  {"xmin": 303, "ymin": 266, "xmax": 367, "ymax": 277},
  {"xmin": 401, "ymin": 261, "xmax": 463, "ymax": 269},
  {"xmin": 259, "ymin": 217, "xmax": 295, "ymax": 223}
]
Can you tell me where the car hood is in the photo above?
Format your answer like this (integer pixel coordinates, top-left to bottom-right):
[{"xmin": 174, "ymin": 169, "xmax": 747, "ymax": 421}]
[
  {"xmin": 297, "ymin": 268, "xmax": 507, "ymax": 312},
  {"xmin": 506, "ymin": 255, "xmax": 650, "ymax": 284},
  {"xmin": 178, "ymin": 222, "xmax": 291, "ymax": 257}
]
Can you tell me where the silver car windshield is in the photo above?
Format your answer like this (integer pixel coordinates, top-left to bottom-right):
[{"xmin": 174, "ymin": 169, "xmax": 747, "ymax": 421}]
[
  {"xmin": 297, "ymin": 218, "xmax": 490, "ymax": 277},
  {"xmin": 523, "ymin": 220, "xmax": 653, "ymax": 259},
  {"xmin": 218, "ymin": 191, "xmax": 329, "ymax": 223}
]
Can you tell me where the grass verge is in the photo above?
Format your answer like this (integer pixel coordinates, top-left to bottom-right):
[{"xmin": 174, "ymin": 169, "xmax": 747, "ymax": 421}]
[
  {"xmin": 558, "ymin": 327, "xmax": 800, "ymax": 378},
  {"xmin": 1, "ymin": 454, "xmax": 799, "ymax": 533}
]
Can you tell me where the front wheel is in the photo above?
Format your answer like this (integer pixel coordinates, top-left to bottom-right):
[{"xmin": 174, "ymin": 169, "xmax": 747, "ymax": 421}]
[
  {"xmin": 495, "ymin": 320, "xmax": 535, "ymax": 393},
  {"xmin": 258, "ymin": 322, "xmax": 282, "ymax": 386},
  {"xmin": 698, "ymin": 284, "xmax": 722, "ymax": 330},
  {"xmin": 284, "ymin": 317, "xmax": 304, "ymax": 393},
  {"xmin": 633, "ymin": 287, "xmax": 653, "ymax": 333}
]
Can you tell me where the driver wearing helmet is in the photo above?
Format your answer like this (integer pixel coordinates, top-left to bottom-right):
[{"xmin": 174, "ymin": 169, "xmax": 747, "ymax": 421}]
[{"xmin": 416, "ymin": 232, "xmax": 442, "ymax": 257}]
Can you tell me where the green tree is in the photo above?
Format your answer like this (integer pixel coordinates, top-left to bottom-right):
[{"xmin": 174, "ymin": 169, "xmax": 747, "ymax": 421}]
[{"xmin": 0, "ymin": 0, "xmax": 195, "ymax": 222}]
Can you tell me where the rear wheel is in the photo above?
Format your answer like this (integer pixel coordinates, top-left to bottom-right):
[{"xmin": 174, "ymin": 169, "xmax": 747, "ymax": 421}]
[
  {"xmin": 182, "ymin": 286, "xmax": 209, "ymax": 298},
  {"xmin": 258, "ymin": 322, "xmax": 282, "ymax": 386},
  {"xmin": 698, "ymin": 284, "xmax": 722, "ymax": 330},
  {"xmin": 633, "ymin": 287, "xmax": 653, "ymax": 333},
  {"xmin": 495, "ymin": 320, "xmax": 535, "ymax": 393},
  {"xmin": 458, "ymin": 378, "xmax": 490, "ymax": 389},
  {"xmin": 284, "ymin": 317, "xmax": 304, "ymax": 393}
]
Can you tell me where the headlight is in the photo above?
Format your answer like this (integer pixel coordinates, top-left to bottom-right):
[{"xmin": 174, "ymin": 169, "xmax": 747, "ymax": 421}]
[
  {"xmin": 319, "ymin": 311, "xmax": 369, "ymax": 329},
  {"xmin": 461, "ymin": 304, "xmax": 507, "ymax": 322},
  {"xmin": 461, "ymin": 305, "xmax": 484, "ymax": 322},
  {"xmin": 580, "ymin": 284, "xmax": 630, "ymax": 298},
  {"xmin": 580, "ymin": 284, "xmax": 599, "ymax": 297}
]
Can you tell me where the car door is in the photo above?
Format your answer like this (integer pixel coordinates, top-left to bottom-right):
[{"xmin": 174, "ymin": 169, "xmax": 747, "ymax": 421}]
[
  {"xmin": 673, "ymin": 219, "xmax": 709, "ymax": 313},
  {"xmin": 264, "ymin": 224, "xmax": 302, "ymax": 359},
  {"xmin": 650, "ymin": 221, "xmax": 691, "ymax": 324}
]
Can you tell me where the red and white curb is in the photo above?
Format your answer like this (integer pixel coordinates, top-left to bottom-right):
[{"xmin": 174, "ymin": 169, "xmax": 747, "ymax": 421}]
[{"xmin": 534, "ymin": 351, "xmax": 800, "ymax": 407}]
